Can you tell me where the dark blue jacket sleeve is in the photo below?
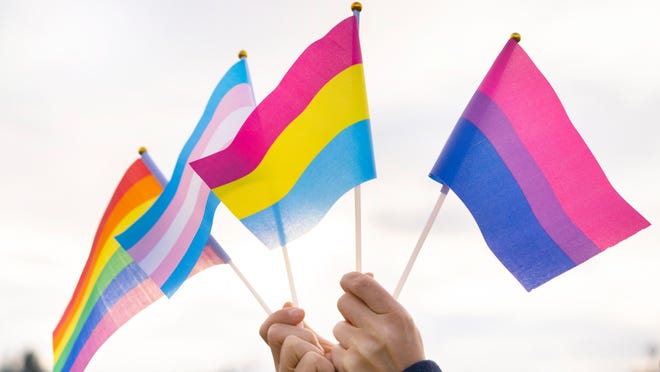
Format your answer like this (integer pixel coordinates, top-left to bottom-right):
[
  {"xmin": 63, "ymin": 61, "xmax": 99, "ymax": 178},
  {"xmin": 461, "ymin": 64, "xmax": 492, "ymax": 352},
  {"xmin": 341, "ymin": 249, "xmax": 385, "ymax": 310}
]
[{"xmin": 402, "ymin": 360, "xmax": 442, "ymax": 372}]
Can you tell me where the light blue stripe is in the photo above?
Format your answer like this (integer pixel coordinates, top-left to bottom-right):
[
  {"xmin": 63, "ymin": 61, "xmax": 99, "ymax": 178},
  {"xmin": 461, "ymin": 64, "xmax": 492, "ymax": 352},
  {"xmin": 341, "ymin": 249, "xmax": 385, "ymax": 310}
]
[
  {"xmin": 117, "ymin": 60, "xmax": 249, "ymax": 249},
  {"xmin": 161, "ymin": 193, "xmax": 221, "ymax": 297},
  {"xmin": 240, "ymin": 119, "xmax": 376, "ymax": 249}
]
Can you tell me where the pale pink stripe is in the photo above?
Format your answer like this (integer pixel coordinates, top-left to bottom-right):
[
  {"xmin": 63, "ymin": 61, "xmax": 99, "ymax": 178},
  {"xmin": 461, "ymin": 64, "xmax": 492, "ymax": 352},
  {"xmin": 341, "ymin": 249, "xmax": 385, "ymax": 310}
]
[
  {"xmin": 478, "ymin": 40, "xmax": 649, "ymax": 249},
  {"xmin": 127, "ymin": 84, "xmax": 253, "ymax": 262},
  {"xmin": 137, "ymin": 177, "xmax": 205, "ymax": 273},
  {"xmin": 190, "ymin": 83, "xmax": 255, "ymax": 160},
  {"xmin": 70, "ymin": 281, "xmax": 162, "ymax": 372},
  {"xmin": 199, "ymin": 107, "xmax": 255, "ymax": 158},
  {"xmin": 128, "ymin": 169, "xmax": 197, "ymax": 262},
  {"xmin": 188, "ymin": 245, "xmax": 225, "ymax": 277},
  {"xmin": 151, "ymin": 185, "xmax": 211, "ymax": 285}
]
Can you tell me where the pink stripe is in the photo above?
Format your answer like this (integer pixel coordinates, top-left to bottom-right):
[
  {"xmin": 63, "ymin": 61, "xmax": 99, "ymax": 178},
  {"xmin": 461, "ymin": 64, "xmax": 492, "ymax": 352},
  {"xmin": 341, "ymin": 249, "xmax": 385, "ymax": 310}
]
[
  {"xmin": 127, "ymin": 169, "xmax": 195, "ymax": 262},
  {"xmin": 150, "ymin": 185, "xmax": 211, "ymax": 285},
  {"xmin": 127, "ymin": 84, "xmax": 254, "ymax": 262},
  {"xmin": 69, "ymin": 281, "xmax": 161, "ymax": 372},
  {"xmin": 188, "ymin": 245, "xmax": 224, "ymax": 277},
  {"xmin": 191, "ymin": 16, "xmax": 361, "ymax": 188},
  {"xmin": 478, "ymin": 40, "xmax": 649, "ymax": 249},
  {"xmin": 190, "ymin": 83, "xmax": 255, "ymax": 160}
]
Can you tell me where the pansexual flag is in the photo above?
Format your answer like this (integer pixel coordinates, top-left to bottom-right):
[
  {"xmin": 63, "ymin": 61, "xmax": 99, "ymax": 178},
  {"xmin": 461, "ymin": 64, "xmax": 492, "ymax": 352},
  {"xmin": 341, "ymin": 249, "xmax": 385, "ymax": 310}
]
[
  {"xmin": 53, "ymin": 158, "xmax": 226, "ymax": 372},
  {"xmin": 116, "ymin": 58, "xmax": 255, "ymax": 296},
  {"xmin": 191, "ymin": 16, "xmax": 376, "ymax": 249},
  {"xmin": 430, "ymin": 36, "xmax": 650, "ymax": 291}
]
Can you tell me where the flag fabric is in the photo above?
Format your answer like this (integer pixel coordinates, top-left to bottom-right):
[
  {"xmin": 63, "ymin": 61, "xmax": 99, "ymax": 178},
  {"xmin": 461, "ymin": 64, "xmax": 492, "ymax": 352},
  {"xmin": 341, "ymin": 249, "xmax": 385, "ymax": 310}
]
[
  {"xmin": 429, "ymin": 37, "xmax": 650, "ymax": 291},
  {"xmin": 190, "ymin": 16, "xmax": 376, "ymax": 249},
  {"xmin": 116, "ymin": 59, "xmax": 255, "ymax": 296},
  {"xmin": 53, "ymin": 158, "xmax": 227, "ymax": 372}
]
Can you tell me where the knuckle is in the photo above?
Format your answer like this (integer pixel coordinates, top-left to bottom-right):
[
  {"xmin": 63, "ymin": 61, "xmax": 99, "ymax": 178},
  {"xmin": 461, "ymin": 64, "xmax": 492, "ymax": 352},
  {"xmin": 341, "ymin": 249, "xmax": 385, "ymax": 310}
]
[
  {"xmin": 343, "ymin": 353, "xmax": 367, "ymax": 372},
  {"xmin": 332, "ymin": 322, "xmax": 343, "ymax": 339},
  {"xmin": 266, "ymin": 323, "xmax": 284, "ymax": 345},
  {"xmin": 390, "ymin": 308, "xmax": 413, "ymax": 327},
  {"xmin": 336, "ymin": 293, "xmax": 350, "ymax": 311},
  {"xmin": 353, "ymin": 274, "xmax": 371, "ymax": 291},
  {"xmin": 259, "ymin": 323, "xmax": 269, "ymax": 342},
  {"xmin": 280, "ymin": 334, "xmax": 295, "ymax": 351},
  {"xmin": 358, "ymin": 335, "xmax": 385, "ymax": 357},
  {"xmin": 341, "ymin": 272, "xmax": 363, "ymax": 290}
]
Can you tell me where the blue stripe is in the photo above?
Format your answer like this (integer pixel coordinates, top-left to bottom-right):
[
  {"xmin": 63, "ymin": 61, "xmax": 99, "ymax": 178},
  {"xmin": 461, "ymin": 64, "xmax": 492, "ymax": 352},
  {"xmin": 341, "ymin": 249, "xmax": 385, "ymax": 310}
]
[
  {"xmin": 240, "ymin": 119, "xmax": 376, "ymax": 249},
  {"xmin": 117, "ymin": 60, "xmax": 249, "ymax": 249},
  {"xmin": 430, "ymin": 119, "xmax": 575, "ymax": 291},
  {"xmin": 461, "ymin": 91, "xmax": 599, "ymax": 264},
  {"xmin": 61, "ymin": 260, "xmax": 149, "ymax": 371},
  {"xmin": 161, "ymin": 193, "xmax": 221, "ymax": 296}
]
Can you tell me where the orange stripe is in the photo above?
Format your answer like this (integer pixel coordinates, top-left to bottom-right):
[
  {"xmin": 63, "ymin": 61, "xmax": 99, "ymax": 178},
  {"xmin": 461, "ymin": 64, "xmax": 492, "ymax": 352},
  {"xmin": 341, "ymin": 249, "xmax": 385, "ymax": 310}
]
[
  {"xmin": 53, "ymin": 161, "xmax": 152, "ymax": 338},
  {"xmin": 88, "ymin": 161, "xmax": 152, "ymax": 250},
  {"xmin": 53, "ymin": 173, "xmax": 161, "ymax": 345}
]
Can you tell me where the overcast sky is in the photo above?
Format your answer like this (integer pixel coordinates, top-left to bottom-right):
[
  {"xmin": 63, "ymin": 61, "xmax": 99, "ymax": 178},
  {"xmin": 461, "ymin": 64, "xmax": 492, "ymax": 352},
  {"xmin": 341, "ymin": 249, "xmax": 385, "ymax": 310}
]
[{"xmin": 1, "ymin": 1, "xmax": 659, "ymax": 371}]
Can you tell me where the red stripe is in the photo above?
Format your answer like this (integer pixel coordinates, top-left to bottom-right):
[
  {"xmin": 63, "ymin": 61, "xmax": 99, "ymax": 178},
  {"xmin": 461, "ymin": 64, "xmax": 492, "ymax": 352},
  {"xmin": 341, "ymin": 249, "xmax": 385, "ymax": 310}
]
[{"xmin": 53, "ymin": 160, "xmax": 156, "ymax": 342}]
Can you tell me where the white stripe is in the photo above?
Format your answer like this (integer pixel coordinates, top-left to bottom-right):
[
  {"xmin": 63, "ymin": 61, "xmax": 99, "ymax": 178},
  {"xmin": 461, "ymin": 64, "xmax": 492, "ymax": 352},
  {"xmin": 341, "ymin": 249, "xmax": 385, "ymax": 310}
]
[
  {"xmin": 200, "ymin": 106, "xmax": 254, "ymax": 158},
  {"xmin": 138, "ymin": 175, "xmax": 205, "ymax": 274}
]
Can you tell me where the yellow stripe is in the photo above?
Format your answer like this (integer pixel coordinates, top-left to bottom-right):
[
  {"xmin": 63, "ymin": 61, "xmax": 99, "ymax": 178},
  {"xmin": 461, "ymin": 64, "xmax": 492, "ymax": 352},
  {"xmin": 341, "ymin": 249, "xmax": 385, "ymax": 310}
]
[
  {"xmin": 213, "ymin": 64, "xmax": 369, "ymax": 218},
  {"xmin": 53, "ymin": 198, "xmax": 155, "ymax": 360}
]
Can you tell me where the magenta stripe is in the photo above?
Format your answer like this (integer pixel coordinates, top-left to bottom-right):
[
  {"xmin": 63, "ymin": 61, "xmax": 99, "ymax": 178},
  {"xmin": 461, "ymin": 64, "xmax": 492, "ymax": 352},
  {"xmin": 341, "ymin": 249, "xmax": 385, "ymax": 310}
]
[
  {"xmin": 126, "ymin": 84, "xmax": 254, "ymax": 261},
  {"xmin": 478, "ymin": 40, "xmax": 649, "ymax": 250},
  {"xmin": 150, "ymin": 185, "xmax": 211, "ymax": 285},
  {"xmin": 69, "ymin": 281, "xmax": 161, "ymax": 371},
  {"xmin": 191, "ymin": 16, "xmax": 361, "ymax": 188},
  {"xmin": 462, "ymin": 91, "xmax": 599, "ymax": 263}
]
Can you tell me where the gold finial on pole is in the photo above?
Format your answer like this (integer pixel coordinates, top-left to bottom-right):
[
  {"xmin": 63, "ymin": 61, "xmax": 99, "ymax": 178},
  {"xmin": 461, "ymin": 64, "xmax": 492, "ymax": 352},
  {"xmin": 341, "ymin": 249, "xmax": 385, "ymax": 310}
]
[
  {"xmin": 138, "ymin": 146, "xmax": 147, "ymax": 155},
  {"xmin": 238, "ymin": 50, "xmax": 248, "ymax": 59},
  {"xmin": 351, "ymin": 2, "xmax": 362, "ymax": 12},
  {"xmin": 510, "ymin": 32, "xmax": 521, "ymax": 42}
]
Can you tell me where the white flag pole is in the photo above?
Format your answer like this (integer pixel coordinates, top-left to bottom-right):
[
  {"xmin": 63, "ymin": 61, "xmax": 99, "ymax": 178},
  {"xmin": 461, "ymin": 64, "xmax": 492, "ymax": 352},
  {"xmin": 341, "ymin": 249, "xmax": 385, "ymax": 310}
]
[
  {"xmin": 139, "ymin": 147, "xmax": 272, "ymax": 314},
  {"xmin": 281, "ymin": 245, "xmax": 299, "ymax": 307},
  {"xmin": 393, "ymin": 184, "xmax": 450, "ymax": 299},
  {"xmin": 352, "ymin": 2, "xmax": 363, "ymax": 272},
  {"xmin": 355, "ymin": 185, "xmax": 363, "ymax": 272},
  {"xmin": 228, "ymin": 261, "xmax": 272, "ymax": 314}
]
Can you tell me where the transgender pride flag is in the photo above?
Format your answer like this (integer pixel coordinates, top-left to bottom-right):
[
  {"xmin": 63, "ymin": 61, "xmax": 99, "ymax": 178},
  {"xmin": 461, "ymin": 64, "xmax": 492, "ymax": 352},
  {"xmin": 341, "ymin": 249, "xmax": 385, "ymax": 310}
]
[
  {"xmin": 53, "ymin": 156, "xmax": 226, "ymax": 372},
  {"xmin": 117, "ymin": 58, "xmax": 255, "ymax": 296},
  {"xmin": 430, "ymin": 36, "xmax": 650, "ymax": 291}
]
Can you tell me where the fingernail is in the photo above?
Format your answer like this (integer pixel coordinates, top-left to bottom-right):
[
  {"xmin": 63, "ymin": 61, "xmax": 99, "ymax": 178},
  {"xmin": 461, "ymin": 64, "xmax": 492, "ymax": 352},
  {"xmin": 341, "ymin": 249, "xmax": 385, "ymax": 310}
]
[
  {"xmin": 365, "ymin": 272, "xmax": 374, "ymax": 278},
  {"xmin": 287, "ymin": 307, "xmax": 304, "ymax": 318},
  {"xmin": 283, "ymin": 301, "xmax": 293, "ymax": 308}
]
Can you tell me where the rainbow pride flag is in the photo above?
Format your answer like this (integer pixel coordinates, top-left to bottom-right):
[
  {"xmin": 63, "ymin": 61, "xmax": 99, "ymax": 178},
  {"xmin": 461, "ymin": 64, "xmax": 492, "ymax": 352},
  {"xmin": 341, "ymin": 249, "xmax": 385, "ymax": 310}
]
[
  {"xmin": 116, "ymin": 59, "xmax": 255, "ymax": 296},
  {"xmin": 53, "ymin": 158, "xmax": 226, "ymax": 372},
  {"xmin": 191, "ymin": 16, "xmax": 376, "ymax": 249},
  {"xmin": 430, "ymin": 36, "xmax": 650, "ymax": 291}
]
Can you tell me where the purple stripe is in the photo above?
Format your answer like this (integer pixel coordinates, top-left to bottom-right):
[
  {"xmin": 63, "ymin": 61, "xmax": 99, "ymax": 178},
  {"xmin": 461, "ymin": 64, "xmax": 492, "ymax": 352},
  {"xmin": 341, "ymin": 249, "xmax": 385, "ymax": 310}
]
[{"xmin": 462, "ymin": 91, "xmax": 600, "ymax": 264}]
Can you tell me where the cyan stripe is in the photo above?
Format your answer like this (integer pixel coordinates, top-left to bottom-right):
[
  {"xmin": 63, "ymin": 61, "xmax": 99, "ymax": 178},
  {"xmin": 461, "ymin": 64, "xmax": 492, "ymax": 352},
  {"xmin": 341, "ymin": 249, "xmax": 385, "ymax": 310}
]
[
  {"xmin": 240, "ymin": 119, "xmax": 376, "ymax": 249},
  {"xmin": 430, "ymin": 119, "xmax": 575, "ymax": 291},
  {"xmin": 161, "ymin": 193, "xmax": 221, "ymax": 296},
  {"xmin": 117, "ymin": 60, "xmax": 249, "ymax": 249}
]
